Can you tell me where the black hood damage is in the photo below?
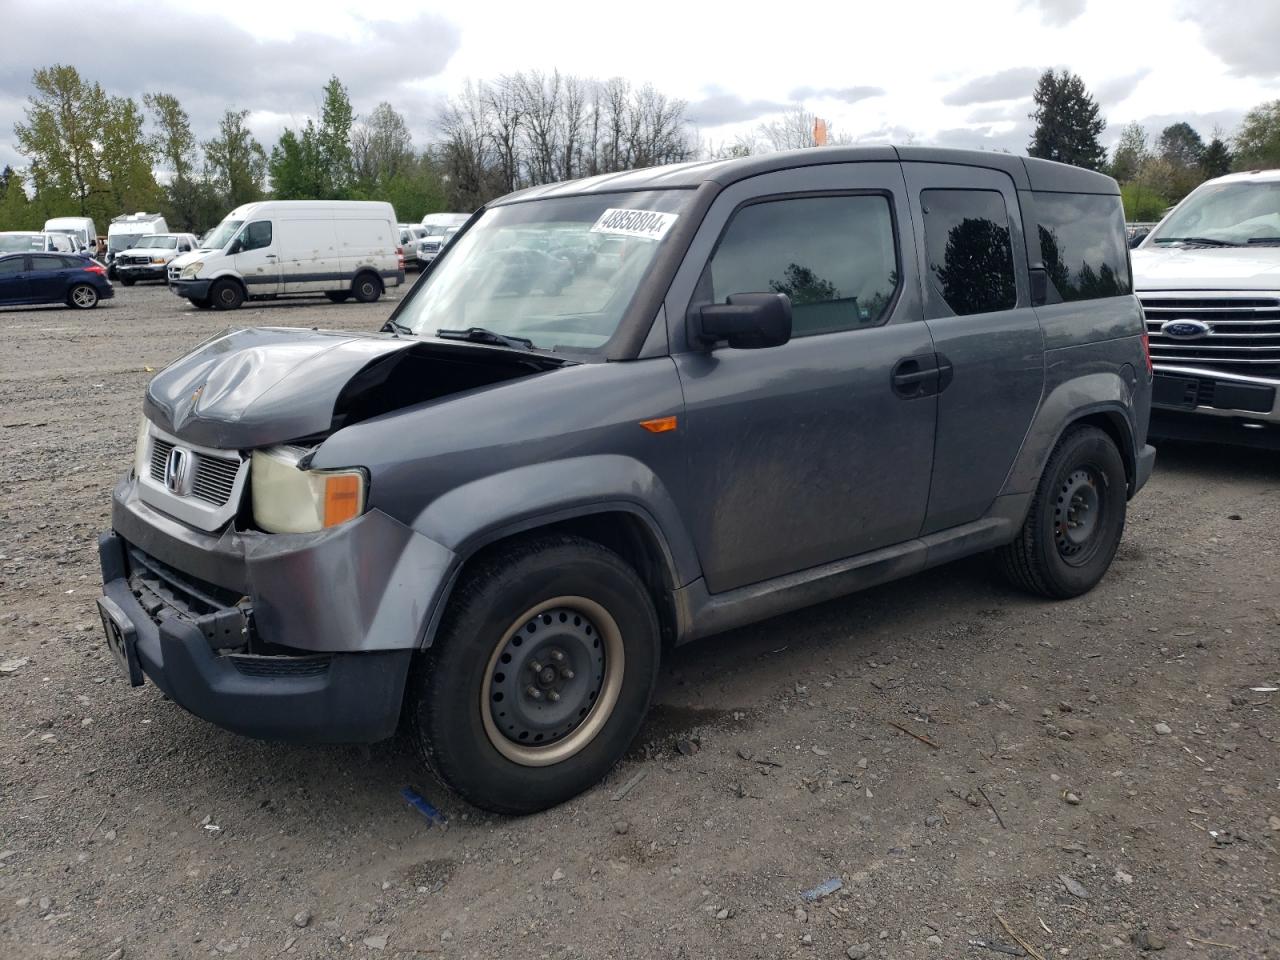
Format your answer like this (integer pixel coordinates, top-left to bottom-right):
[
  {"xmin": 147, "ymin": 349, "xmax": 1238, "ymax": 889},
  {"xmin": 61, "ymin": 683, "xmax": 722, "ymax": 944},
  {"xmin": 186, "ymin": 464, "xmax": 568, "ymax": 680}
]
[{"xmin": 144, "ymin": 326, "xmax": 569, "ymax": 449}]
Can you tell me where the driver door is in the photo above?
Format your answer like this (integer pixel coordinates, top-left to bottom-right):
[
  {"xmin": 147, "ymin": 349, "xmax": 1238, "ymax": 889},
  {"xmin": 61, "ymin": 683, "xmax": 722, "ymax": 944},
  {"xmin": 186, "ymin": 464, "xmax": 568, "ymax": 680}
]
[{"xmin": 233, "ymin": 220, "xmax": 280, "ymax": 295}]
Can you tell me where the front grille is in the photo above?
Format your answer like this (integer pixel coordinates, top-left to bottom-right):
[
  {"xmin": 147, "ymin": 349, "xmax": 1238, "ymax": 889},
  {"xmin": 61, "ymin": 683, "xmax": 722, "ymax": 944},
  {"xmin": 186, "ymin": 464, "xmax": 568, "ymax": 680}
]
[
  {"xmin": 1141, "ymin": 295, "xmax": 1280, "ymax": 377},
  {"xmin": 147, "ymin": 442, "xmax": 242, "ymax": 507},
  {"xmin": 230, "ymin": 655, "xmax": 332, "ymax": 678}
]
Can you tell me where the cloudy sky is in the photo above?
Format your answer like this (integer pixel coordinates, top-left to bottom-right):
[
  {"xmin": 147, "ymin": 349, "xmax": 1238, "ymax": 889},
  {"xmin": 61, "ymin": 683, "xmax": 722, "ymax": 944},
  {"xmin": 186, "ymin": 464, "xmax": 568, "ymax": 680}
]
[{"xmin": 1, "ymin": 0, "xmax": 1277, "ymax": 171}]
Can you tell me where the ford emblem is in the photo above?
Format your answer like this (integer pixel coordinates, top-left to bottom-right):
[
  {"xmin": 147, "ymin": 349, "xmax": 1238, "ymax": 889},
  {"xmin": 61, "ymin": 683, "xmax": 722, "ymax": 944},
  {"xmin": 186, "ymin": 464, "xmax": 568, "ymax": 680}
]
[{"xmin": 1160, "ymin": 319, "xmax": 1212, "ymax": 340}]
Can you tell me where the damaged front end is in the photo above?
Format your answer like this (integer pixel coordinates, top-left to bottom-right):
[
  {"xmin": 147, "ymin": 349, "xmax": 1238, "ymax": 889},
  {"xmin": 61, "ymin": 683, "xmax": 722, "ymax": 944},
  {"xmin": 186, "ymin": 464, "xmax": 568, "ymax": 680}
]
[{"xmin": 100, "ymin": 325, "xmax": 570, "ymax": 741}]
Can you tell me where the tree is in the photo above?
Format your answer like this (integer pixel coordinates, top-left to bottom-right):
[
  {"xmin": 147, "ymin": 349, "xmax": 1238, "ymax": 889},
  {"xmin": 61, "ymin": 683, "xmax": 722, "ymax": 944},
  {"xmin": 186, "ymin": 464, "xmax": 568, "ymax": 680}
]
[
  {"xmin": 1234, "ymin": 100, "xmax": 1280, "ymax": 170},
  {"xmin": 1108, "ymin": 122, "xmax": 1148, "ymax": 183},
  {"xmin": 351, "ymin": 102, "xmax": 415, "ymax": 188},
  {"xmin": 204, "ymin": 109, "xmax": 266, "ymax": 207},
  {"xmin": 1200, "ymin": 136, "xmax": 1232, "ymax": 180},
  {"xmin": 1027, "ymin": 69, "xmax": 1106, "ymax": 170},
  {"xmin": 14, "ymin": 65, "xmax": 108, "ymax": 217},
  {"xmin": 1155, "ymin": 121, "xmax": 1207, "ymax": 201},
  {"xmin": 145, "ymin": 92, "xmax": 211, "ymax": 231},
  {"xmin": 98, "ymin": 95, "xmax": 163, "ymax": 216},
  {"xmin": 0, "ymin": 168, "xmax": 36, "ymax": 230},
  {"xmin": 317, "ymin": 76, "xmax": 354, "ymax": 197},
  {"xmin": 268, "ymin": 125, "xmax": 325, "ymax": 200}
]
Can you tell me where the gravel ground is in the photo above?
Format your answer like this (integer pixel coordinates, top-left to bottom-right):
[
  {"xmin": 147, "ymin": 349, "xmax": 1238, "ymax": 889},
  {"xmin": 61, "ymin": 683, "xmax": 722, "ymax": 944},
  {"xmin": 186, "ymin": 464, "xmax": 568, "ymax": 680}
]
[{"xmin": 1, "ymin": 283, "xmax": 1278, "ymax": 960}]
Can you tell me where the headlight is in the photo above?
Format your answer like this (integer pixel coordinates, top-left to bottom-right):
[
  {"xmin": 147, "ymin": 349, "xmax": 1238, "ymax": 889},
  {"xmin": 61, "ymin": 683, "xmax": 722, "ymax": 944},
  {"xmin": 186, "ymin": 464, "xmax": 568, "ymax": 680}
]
[
  {"xmin": 132, "ymin": 415, "xmax": 151, "ymax": 479},
  {"xmin": 151, "ymin": 256, "xmax": 166, "ymax": 264},
  {"xmin": 180, "ymin": 261, "xmax": 204, "ymax": 279},
  {"xmin": 251, "ymin": 447, "xmax": 367, "ymax": 533}
]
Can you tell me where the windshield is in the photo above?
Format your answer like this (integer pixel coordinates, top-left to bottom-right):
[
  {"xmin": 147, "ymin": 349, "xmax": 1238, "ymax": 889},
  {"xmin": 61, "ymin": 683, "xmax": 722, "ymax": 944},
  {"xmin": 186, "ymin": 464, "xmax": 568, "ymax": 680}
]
[
  {"xmin": 203, "ymin": 219, "xmax": 244, "ymax": 250},
  {"xmin": 398, "ymin": 191, "xmax": 690, "ymax": 351},
  {"xmin": 1151, "ymin": 180, "xmax": 1280, "ymax": 245},
  {"xmin": 134, "ymin": 236, "xmax": 178, "ymax": 249},
  {"xmin": 0, "ymin": 233, "xmax": 42, "ymax": 252},
  {"xmin": 108, "ymin": 233, "xmax": 144, "ymax": 253}
]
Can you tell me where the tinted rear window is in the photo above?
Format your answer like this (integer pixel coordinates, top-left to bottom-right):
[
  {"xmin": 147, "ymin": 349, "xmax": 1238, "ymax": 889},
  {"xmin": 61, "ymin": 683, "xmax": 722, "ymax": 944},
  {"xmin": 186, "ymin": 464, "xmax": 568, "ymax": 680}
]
[
  {"xmin": 31, "ymin": 254, "xmax": 67, "ymax": 271},
  {"xmin": 1026, "ymin": 192, "xmax": 1131, "ymax": 302},
  {"xmin": 920, "ymin": 189, "xmax": 1017, "ymax": 316}
]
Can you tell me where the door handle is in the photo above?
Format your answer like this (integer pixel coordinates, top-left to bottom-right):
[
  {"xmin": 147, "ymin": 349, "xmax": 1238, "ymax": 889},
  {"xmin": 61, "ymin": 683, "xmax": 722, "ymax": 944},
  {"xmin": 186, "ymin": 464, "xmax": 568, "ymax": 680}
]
[
  {"xmin": 264, "ymin": 254, "xmax": 277, "ymax": 260},
  {"xmin": 891, "ymin": 355, "xmax": 940, "ymax": 397}
]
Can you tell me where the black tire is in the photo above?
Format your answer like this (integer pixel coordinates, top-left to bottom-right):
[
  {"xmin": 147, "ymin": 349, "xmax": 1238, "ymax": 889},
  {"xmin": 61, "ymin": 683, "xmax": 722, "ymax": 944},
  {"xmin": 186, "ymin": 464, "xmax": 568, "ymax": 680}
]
[
  {"xmin": 352, "ymin": 272, "xmax": 382, "ymax": 303},
  {"xmin": 325, "ymin": 291, "xmax": 351, "ymax": 303},
  {"xmin": 998, "ymin": 425, "xmax": 1127, "ymax": 599},
  {"xmin": 189, "ymin": 296, "xmax": 213, "ymax": 310},
  {"xmin": 410, "ymin": 535, "xmax": 661, "ymax": 814},
  {"xmin": 210, "ymin": 279, "xmax": 245, "ymax": 311},
  {"xmin": 67, "ymin": 283, "xmax": 99, "ymax": 310},
  {"xmin": 120, "ymin": 276, "xmax": 136, "ymax": 287}
]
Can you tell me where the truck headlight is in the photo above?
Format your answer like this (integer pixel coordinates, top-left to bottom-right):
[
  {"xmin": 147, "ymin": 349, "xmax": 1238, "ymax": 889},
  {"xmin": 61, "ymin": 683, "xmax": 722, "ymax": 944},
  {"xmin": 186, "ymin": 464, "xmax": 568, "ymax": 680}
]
[
  {"xmin": 133, "ymin": 416, "xmax": 151, "ymax": 479},
  {"xmin": 151, "ymin": 256, "xmax": 167, "ymax": 264},
  {"xmin": 251, "ymin": 447, "xmax": 367, "ymax": 533},
  {"xmin": 180, "ymin": 261, "xmax": 203, "ymax": 279}
]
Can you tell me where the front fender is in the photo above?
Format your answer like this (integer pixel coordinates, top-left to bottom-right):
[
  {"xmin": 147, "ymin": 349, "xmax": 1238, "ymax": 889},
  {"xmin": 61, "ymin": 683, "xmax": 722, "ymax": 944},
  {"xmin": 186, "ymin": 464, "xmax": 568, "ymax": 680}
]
[{"xmin": 412, "ymin": 453, "xmax": 699, "ymax": 584}]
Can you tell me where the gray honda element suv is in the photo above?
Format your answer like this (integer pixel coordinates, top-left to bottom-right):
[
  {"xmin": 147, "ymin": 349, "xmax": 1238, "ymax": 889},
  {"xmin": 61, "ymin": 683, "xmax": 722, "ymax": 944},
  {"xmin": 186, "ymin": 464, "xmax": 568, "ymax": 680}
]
[{"xmin": 98, "ymin": 147, "xmax": 1155, "ymax": 813}]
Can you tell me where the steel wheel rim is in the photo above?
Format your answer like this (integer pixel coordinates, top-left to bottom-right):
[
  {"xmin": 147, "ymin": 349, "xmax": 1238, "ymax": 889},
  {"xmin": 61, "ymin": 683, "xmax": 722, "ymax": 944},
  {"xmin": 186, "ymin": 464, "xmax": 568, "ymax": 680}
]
[
  {"xmin": 480, "ymin": 596, "xmax": 625, "ymax": 767},
  {"xmin": 1054, "ymin": 465, "xmax": 1104, "ymax": 565},
  {"xmin": 217, "ymin": 286, "xmax": 236, "ymax": 306},
  {"xmin": 360, "ymin": 280, "xmax": 377, "ymax": 298},
  {"xmin": 73, "ymin": 286, "xmax": 96, "ymax": 307}
]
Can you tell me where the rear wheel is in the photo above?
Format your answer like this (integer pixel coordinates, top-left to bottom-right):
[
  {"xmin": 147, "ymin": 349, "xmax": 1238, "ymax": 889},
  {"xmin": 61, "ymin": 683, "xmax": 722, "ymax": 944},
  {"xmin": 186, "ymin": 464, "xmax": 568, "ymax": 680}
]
[
  {"xmin": 210, "ymin": 279, "xmax": 244, "ymax": 311},
  {"xmin": 352, "ymin": 273, "xmax": 382, "ymax": 303},
  {"xmin": 410, "ymin": 535, "xmax": 660, "ymax": 814},
  {"xmin": 67, "ymin": 284, "xmax": 99, "ymax": 309},
  {"xmin": 325, "ymin": 291, "xmax": 351, "ymax": 303},
  {"xmin": 998, "ymin": 425, "xmax": 1127, "ymax": 599}
]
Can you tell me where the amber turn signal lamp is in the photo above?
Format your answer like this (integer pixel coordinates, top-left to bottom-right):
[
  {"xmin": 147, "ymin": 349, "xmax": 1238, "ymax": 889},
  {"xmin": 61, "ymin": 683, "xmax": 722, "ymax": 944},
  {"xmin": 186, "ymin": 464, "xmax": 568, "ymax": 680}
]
[
  {"xmin": 323, "ymin": 473, "xmax": 364, "ymax": 527},
  {"xmin": 639, "ymin": 416, "xmax": 678, "ymax": 433}
]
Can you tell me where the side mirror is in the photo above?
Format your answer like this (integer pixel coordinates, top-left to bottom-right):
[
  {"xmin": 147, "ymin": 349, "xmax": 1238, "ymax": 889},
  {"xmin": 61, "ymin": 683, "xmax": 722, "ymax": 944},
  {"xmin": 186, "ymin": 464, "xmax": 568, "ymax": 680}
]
[{"xmin": 693, "ymin": 293, "xmax": 792, "ymax": 349}]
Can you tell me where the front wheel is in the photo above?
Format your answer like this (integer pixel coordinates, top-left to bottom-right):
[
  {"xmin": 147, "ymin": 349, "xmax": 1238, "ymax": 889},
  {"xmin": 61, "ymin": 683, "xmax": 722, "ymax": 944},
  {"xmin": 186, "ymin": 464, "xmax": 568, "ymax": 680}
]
[
  {"xmin": 210, "ymin": 279, "xmax": 245, "ymax": 310},
  {"xmin": 189, "ymin": 296, "xmax": 213, "ymax": 310},
  {"xmin": 410, "ymin": 535, "xmax": 660, "ymax": 814},
  {"xmin": 120, "ymin": 276, "xmax": 136, "ymax": 287},
  {"xmin": 67, "ymin": 284, "xmax": 99, "ymax": 309},
  {"xmin": 324, "ymin": 291, "xmax": 351, "ymax": 303},
  {"xmin": 998, "ymin": 425, "xmax": 1127, "ymax": 599}
]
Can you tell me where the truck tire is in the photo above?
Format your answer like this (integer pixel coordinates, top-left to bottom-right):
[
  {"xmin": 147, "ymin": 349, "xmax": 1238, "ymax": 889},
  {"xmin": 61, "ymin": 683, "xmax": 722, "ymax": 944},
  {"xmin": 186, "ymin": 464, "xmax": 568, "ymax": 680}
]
[
  {"xmin": 352, "ymin": 272, "xmax": 382, "ymax": 303},
  {"xmin": 998, "ymin": 425, "xmax": 1127, "ymax": 599},
  {"xmin": 210, "ymin": 279, "xmax": 245, "ymax": 311},
  {"xmin": 120, "ymin": 276, "xmax": 136, "ymax": 287},
  {"xmin": 409, "ymin": 535, "xmax": 660, "ymax": 814}
]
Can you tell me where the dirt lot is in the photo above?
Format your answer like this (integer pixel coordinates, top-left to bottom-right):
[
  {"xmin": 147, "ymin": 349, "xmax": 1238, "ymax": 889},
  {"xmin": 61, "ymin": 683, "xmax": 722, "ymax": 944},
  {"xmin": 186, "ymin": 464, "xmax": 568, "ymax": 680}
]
[{"xmin": 1, "ymin": 283, "xmax": 1277, "ymax": 960}]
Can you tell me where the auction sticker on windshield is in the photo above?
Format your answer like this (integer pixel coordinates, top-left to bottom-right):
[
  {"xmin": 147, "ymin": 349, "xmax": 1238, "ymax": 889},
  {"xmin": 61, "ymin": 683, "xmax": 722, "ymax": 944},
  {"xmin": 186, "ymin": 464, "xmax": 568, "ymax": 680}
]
[{"xmin": 590, "ymin": 208, "xmax": 679, "ymax": 242}]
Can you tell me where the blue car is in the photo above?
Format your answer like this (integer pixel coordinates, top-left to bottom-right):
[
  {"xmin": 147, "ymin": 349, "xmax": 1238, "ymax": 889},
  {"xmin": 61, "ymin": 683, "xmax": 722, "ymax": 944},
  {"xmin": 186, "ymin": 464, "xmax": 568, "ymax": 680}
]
[{"xmin": 0, "ymin": 252, "xmax": 114, "ymax": 309}]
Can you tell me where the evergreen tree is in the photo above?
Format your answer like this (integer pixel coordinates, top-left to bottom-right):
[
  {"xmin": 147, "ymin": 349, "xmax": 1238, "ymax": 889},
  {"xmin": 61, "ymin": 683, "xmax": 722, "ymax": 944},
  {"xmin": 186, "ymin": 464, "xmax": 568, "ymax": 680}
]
[
  {"xmin": 1156, "ymin": 122, "xmax": 1207, "ymax": 202},
  {"xmin": 204, "ymin": 109, "xmax": 267, "ymax": 207},
  {"xmin": 0, "ymin": 168, "xmax": 36, "ymax": 230},
  {"xmin": 1200, "ymin": 137, "xmax": 1233, "ymax": 179},
  {"xmin": 318, "ymin": 76, "xmax": 354, "ymax": 197},
  {"xmin": 1027, "ymin": 69, "xmax": 1106, "ymax": 171}
]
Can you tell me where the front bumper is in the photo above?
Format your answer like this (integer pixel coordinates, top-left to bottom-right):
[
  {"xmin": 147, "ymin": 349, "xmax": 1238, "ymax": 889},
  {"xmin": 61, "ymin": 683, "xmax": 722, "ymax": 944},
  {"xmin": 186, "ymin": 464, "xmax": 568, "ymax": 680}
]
[
  {"xmin": 117, "ymin": 263, "xmax": 169, "ymax": 281},
  {"xmin": 1150, "ymin": 364, "xmax": 1280, "ymax": 446},
  {"xmin": 168, "ymin": 278, "xmax": 212, "ymax": 300},
  {"xmin": 98, "ymin": 474, "xmax": 457, "ymax": 741}
]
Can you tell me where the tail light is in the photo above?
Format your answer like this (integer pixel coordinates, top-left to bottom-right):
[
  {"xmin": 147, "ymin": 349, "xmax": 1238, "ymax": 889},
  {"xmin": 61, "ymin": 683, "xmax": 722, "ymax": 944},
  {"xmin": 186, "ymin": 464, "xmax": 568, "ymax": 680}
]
[
  {"xmin": 1140, "ymin": 331, "xmax": 1153, "ymax": 377},
  {"xmin": 396, "ymin": 246, "xmax": 405, "ymax": 270},
  {"xmin": 83, "ymin": 263, "xmax": 106, "ymax": 276}
]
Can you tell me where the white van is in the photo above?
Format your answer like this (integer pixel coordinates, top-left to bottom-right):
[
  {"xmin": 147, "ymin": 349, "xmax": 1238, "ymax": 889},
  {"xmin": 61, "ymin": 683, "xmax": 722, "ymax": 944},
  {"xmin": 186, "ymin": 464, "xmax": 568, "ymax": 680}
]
[
  {"xmin": 107, "ymin": 213, "xmax": 169, "ymax": 277},
  {"xmin": 167, "ymin": 200, "xmax": 404, "ymax": 310},
  {"xmin": 44, "ymin": 216, "xmax": 99, "ymax": 254},
  {"xmin": 418, "ymin": 212, "xmax": 471, "ymax": 265}
]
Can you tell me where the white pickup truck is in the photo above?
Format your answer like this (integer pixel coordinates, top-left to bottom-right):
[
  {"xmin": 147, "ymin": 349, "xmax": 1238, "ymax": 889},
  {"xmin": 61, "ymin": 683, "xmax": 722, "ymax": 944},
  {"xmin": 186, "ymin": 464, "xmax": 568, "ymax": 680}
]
[{"xmin": 1132, "ymin": 169, "xmax": 1280, "ymax": 447}]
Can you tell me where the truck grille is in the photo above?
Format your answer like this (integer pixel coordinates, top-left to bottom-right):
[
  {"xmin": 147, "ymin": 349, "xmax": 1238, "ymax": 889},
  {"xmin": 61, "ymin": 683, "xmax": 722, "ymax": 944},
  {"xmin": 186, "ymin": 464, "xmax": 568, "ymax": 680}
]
[
  {"xmin": 1141, "ymin": 295, "xmax": 1280, "ymax": 377},
  {"xmin": 148, "ymin": 439, "xmax": 244, "ymax": 507}
]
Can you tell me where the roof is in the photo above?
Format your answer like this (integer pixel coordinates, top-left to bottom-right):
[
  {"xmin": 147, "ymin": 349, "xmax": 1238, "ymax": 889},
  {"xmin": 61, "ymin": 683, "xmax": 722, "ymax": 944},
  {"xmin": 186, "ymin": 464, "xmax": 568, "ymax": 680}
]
[
  {"xmin": 491, "ymin": 146, "xmax": 1120, "ymax": 205},
  {"xmin": 1201, "ymin": 168, "xmax": 1280, "ymax": 186}
]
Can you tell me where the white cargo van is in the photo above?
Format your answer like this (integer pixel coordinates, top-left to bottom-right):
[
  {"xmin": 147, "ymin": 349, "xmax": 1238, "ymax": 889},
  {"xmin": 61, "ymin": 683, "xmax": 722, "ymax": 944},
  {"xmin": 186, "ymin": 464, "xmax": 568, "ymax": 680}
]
[
  {"xmin": 167, "ymin": 200, "xmax": 404, "ymax": 310},
  {"xmin": 107, "ymin": 213, "xmax": 169, "ymax": 277},
  {"xmin": 44, "ymin": 216, "xmax": 99, "ymax": 254}
]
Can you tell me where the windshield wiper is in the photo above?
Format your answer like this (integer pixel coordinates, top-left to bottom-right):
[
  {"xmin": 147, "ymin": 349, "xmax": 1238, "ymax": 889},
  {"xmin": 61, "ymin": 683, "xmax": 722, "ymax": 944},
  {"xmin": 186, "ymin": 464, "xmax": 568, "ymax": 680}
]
[
  {"xmin": 1246, "ymin": 237, "xmax": 1280, "ymax": 245},
  {"xmin": 436, "ymin": 326, "xmax": 536, "ymax": 350},
  {"xmin": 381, "ymin": 319, "xmax": 415, "ymax": 336},
  {"xmin": 1154, "ymin": 236, "xmax": 1241, "ymax": 247}
]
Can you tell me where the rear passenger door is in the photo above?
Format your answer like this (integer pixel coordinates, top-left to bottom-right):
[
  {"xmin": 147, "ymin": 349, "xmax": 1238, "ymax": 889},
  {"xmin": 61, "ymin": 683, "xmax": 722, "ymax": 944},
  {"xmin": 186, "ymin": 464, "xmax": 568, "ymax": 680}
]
[
  {"xmin": 28, "ymin": 254, "xmax": 73, "ymax": 303},
  {"xmin": 669, "ymin": 162, "xmax": 938, "ymax": 593},
  {"xmin": 902, "ymin": 163, "xmax": 1044, "ymax": 534}
]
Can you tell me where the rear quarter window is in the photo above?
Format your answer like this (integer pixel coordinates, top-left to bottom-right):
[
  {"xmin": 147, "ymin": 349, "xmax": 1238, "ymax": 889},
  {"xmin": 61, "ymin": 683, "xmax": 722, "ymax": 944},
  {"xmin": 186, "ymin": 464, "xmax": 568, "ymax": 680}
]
[{"xmin": 1025, "ymin": 192, "xmax": 1131, "ymax": 302}]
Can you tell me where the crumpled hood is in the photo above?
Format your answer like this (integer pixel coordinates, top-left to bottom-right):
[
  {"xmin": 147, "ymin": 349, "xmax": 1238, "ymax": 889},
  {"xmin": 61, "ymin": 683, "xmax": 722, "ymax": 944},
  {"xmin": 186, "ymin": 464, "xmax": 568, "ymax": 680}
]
[
  {"xmin": 1133, "ymin": 245, "xmax": 1280, "ymax": 291},
  {"xmin": 145, "ymin": 327, "xmax": 421, "ymax": 448}
]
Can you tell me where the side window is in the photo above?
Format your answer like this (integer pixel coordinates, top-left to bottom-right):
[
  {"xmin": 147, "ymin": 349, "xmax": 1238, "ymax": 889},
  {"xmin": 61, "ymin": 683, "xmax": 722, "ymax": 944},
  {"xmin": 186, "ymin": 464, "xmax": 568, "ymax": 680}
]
[
  {"xmin": 239, "ymin": 221, "xmax": 273, "ymax": 252},
  {"xmin": 31, "ymin": 254, "xmax": 67, "ymax": 271},
  {"xmin": 705, "ymin": 194, "xmax": 899, "ymax": 337},
  {"xmin": 921, "ymin": 189, "xmax": 1017, "ymax": 316},
  {"xmin": 0, "ymin": 258, "xmax": 24, "ymax": 276},
  {"xmin": 1027, "ymin": 192, "xmax": 1132, "ymax": 302}
]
